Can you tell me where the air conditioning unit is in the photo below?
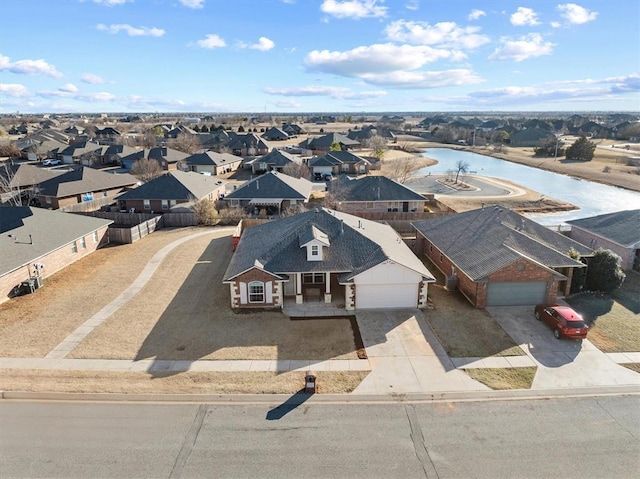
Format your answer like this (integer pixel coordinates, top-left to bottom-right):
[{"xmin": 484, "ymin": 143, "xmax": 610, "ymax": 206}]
[{"xmin": 30, "ymin": 276, "xmax": 43, "ymax": 289}]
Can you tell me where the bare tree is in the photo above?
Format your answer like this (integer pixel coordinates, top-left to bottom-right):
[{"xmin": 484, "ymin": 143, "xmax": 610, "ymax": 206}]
[
  {"xmin": 0, "ymin": 143, "xmax": 21, "ymax": 159},
  {"xmin": 0, "ymin": 162, "xmax": 38, "ymax": 206},
  {"xmin": 168, "ymin": 133, "xmax": 201, "ymax": 154},
  {"xmin": 282, "ymin": 161, "xmax": 311, "ymax": 180},
  {"xmin": 362, "ymin": 135, "xmax": 387, "ymax": 161},
  {"xmin": 385, "ymin": 156, "xmax": 419, "ymax": 183},
  {"xmin": 130, "ymin": 158, "xmax": 163, "ymax": 183},
  {"xmin": 454, "ymin": 159, "xmax": 469, "ymax": 183},
  {"xmin": 191, "ymin": 198, "xmax": 219, "ymax": 225},
  {"xmin": 140, "ymin": 131, "xmax": 158, "ymax": 148},
  {"xmin": 323, "ymin": 179, "xmax": 349, "ymax": 209}
]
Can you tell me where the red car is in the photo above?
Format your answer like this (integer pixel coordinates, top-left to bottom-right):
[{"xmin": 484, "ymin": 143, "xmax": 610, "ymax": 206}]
[{"xmin": 534, "ymin": 304, "xmax": 589, "ymax": 340}]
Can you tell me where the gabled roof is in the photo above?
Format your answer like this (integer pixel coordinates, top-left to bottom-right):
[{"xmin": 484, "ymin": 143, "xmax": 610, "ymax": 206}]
[
  {"xmin": 255, "ymin": 149, "xmax": 298, "ymax": 168},
  {"xmin": 148, "ymin": 147, "xmax": 189, "ymax": 163},
  {"xmin": 38, "ymin": 167, "xmax": 138, "ymax": 198},
  {"xmin": 308, "ymin": 150, "xmax": 370, "ymax": 167},
  {"xmin": 332, "ymin": 175, "xmax": 425, "ymax": 202},
  {"xmin": 185, "ymin": 151, "xmax": 242, "ymax": 166},
  {"xmin": 224, "ymin": 208, "xmax": 434, "ymax": 282},
  {"xmin": 59, "ymin": 141, "xmax": 105, "ymax": 158},
  {"xmin": 0, "ymin": 206, "xmax": 113, "ymax": 276},
  {"xmin": 224, "ymin": 171, "xmax": 313, "ymax": 201},
  {"xmin": 2, "ymin": 163, "xmax": 65, "ymax": 189},
  {"xmin": 103, "ymin": 145, "xmax": 140, "ymax": 157},
  {"xmin": 227, "ymin": 133, "xmax": 270, "ymax": 150},
  {"xmin": 116, "ymin": 171, "xmax": 226, "ymax": 201},
  {"xmin": 303, "ymin": 132, "xmax": 360, "ymax": 149},
  {"xmin": 567, "ymin": 209, "xmax": 640, "ymax": 247},
  {"xmin": 412, "ymin": 207, "xmax": 592, "ymax": 281}
]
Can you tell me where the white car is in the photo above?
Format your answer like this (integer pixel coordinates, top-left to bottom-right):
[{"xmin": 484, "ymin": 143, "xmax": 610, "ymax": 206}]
[{"xmin": 42, "ymin": 159, "xmax": 62, "ymax": 166}]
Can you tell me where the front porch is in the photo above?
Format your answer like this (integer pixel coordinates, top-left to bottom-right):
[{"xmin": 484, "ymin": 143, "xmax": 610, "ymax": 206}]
[{"xmin": 282, "ymin": 272, "xmax": 347, "ymax": 317}]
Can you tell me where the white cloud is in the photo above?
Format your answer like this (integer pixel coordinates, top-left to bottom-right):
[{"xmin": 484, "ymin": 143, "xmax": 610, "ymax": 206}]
[
  {"xmin": 510, "ymin": 7, "xmax": 540, "ymax": 26},
  {"xmin": 489, "ymin": 33, "xmax": 555, "ymax": 62},
  {"xmin": 305, "ymin": 43, "xmax": 458, "ymax": 77},
  {"xmin": 196, "ymin": 34, "xmax": 226, "ymax": 49},
  {"xmin": 0, "ymin": 83, "xmax": 29, "ymax": 97},
  {"xmin": 468, "ymin": 9, "xmax": 486, "ymax": 21},
  {"xmin": 550, "ymin": 21, "xmax": 562, "ymax": 28},
  {"xmin": 272, "ymin": 99, "xmax": 302, "ymax": 108},
  {"xmin": 59, "ymin": 83, "xmax": 78, "ymax": 93},
  {"xmin": 239, "ymin": 37, "xmax": 275, "ymax": 51},
  {"xmin": 0, "ymin": 54, "xmax": 63, "ymax": 78},
  {"xmin": 81, "ymin": 73, "xmax": 106, "ymax": 84},
  {"xmin": 557, "ymin": 3, "xmax": 598, "ymax": 25},
  {"xmin": 179, "ymin": 0, "xmax": 205, "ymax": 8},
  {"xmin": 264, "ymin": 85, "xmax": 386, "ymax": 100},
  {"xmin": 385, "ymin": 20, "xmax": 490, "ymax": 49},
  {"xmin": 405, "ymin": 0, "xmax": 419, "ymax": 11},
  {"xmin": 320, "ymin": 0, "xmax": 387, "ymax": 19},
  {"xmin": 92, "ymin": 0, "xmax": 132, "ymax": 5},
  {"xmin": 96, "ymin": 24, "xmax": 165, "ymax": 37},
  {"xmin": 359, "ymin": 69, "xmax": 483, "ymax": 88}
]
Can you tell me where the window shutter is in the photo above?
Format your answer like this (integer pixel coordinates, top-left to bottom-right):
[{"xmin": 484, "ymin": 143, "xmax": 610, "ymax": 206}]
[
  {"xmin": 266, "ymin": 281, "xmax": 273, "ymax": 303},
  {"xmin": 239, "ymin": 282, "xmax": 247, "ymax": 303}
]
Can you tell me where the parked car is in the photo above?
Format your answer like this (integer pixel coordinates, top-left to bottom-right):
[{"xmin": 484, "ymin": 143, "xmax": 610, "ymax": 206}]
[
  {"xmin": 534, "ymin": 304, "xmax": 589, "ymax": 339},
  {"xmin": 42, "ymin": 158, "xmax": 62, "ymax": 166}
]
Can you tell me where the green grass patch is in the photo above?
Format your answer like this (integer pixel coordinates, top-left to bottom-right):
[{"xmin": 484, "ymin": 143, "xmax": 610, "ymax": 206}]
[{"xmin": 465, "ymin": 367, "xmax": 537, "ymax": 390}]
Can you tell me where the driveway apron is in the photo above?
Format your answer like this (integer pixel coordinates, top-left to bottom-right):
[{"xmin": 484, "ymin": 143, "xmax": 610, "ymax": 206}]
[
  {"xmin": 352, "ymin": 309, "xmax": 489, "ymax": 394},
  {"xmin": 487, "ymin": 306, "xmax": 640, "ymax": 389}
]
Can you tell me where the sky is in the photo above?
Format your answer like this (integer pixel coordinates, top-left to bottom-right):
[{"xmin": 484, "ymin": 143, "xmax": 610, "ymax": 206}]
[{"xmin": 0, "ymin": 0, "xmax": 639, "ymax": 114}]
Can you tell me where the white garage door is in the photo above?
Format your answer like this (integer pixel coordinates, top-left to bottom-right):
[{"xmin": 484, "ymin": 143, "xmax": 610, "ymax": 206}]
[
  {"xmin": 486, "ymin": 281, "xmax": 547, "ymax": 306},
  {"xmin": 356, "ymin": 284, "xmax": 418, "ymax": 309}
]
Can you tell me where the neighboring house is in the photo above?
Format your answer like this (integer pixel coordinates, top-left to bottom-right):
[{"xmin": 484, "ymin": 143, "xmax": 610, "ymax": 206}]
[
  {"xmin": 98, "ymin": 145, "xmax": 141, "ymax": 167},
  {"xmin": 509, "ymin": 129, "xmax": 555, "ymax": 147},
  {"xmin": 15, "ymin": 138, "xmax": 67, "ymax": 161},
  {"xmin": 412, "ymin": 206, "xmax": 593, "ymax": 307},
  {"xmin": 250, "ymin": 149, "xmax": 300, "ymax": 174},
  {"xmin": 261, "ymin": 127, "xmax": 289, "ymax": 141},
  {"xmin": 567, "ymin": 209, "xmax": 640, "ymax": 272},
  {"xmin": 94, "ymin": 127, "xmax": 122, "ymax": 144},
  {"xmin": 36, "ymin": 166, "xmax": 138, "ymax": 210},
  {"xmin": 116, "ymin": 170, "xmax": 226, "ymax": 213},
  {"xmin": 119, "ymin": 147, "xmax": 189, "ymax": 171},
  {"xmin": 59, "ymin": 141, "xmax": 105, "ymax": 164},
  {"xmin": 184, "ymin": 151, "xmax": 243, "ymax": 175},
  {"xmin": 165, "ymin": 124, "xmax": 197, "ymax": 139},
  {"xmin": 223, "ymin": 208, "xmax": 435, "ymax": 310},
  {"xmin": 0, "ymin": 164, "xmax": 64, "ymax": 205},
  {"xmin": 0, "ymin": 206, "xmax": 112, "ymax": 303},
  {"xmin": 227, "ymin": 133, "xmax": 270, "ymax": 157},
  {"xmin": 308, "ymin": 151, "xmax": 371, "ymax": 177},
  {"xmin": 299, "ymin": 132, "xmax": 360, "ymax": 153},
  {"xmin": 224, "ymin": 171, "xmax": 313, "ymax": 214},
  {"xmin": 329, "ymin": 176, "xmax": 426, "ymax": 213}
]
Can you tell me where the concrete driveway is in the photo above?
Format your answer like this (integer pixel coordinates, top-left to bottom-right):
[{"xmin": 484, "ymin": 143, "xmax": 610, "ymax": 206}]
[
  {"xmin": 352, "ymin": 309, "xmax": 488, "ymax": 394},
  {"xmin": 487, "ymin": 306, "xmax": 640, "ymax": 389}
]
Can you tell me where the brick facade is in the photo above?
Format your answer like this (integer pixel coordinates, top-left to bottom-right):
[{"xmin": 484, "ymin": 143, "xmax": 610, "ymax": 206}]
[
  {"xmin": 338, "ymin": 200, "xmax": 426, "ymax": 213},
  {"xmin": 570, "ymin": 228, "xmax": 637, "ymax": 271},
  {"xmin": 229, "ymin": 268, "xmax": 283, "ymax": 309}
]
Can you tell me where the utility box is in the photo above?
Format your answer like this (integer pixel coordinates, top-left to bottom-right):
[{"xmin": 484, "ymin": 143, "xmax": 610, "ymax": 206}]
[{"xmin": 304, "ymin": 371, "xmax": 317, "ymax": 394}]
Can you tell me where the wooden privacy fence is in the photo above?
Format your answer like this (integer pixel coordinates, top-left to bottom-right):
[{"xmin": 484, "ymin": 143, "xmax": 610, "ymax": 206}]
[{"xmin": 108, "ymin": 216, "xmax": 163, "ymax": 244}]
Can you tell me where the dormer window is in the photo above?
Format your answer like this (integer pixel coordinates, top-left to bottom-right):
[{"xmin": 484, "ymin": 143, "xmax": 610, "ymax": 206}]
[
  {"xmin": 311, "ymin": 245, "xmax": 319, "ymax": 256},
  {"xmin": 299, "ymin": 225, "xmax": 330, "ymax": 262}
]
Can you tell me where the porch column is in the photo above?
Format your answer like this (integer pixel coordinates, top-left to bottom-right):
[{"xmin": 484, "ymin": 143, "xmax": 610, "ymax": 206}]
[
  {"xmin": 296, "ymin": 273, "xmax": 303, "ymax": 304},
  {"xmin": 324, "ymin": 272, "xmax": 331, "ymax": 303}
]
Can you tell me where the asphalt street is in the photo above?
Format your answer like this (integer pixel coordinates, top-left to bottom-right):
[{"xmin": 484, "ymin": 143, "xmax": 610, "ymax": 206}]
[{"xmin": 1, "ymin": 396, "xmax": 638, "ymax": 479}]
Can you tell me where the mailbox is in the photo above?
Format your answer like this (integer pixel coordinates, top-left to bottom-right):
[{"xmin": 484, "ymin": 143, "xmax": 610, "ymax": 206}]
[{"xmin": 304, "ymin": 370, "xmax": 317, "ymax": 394}]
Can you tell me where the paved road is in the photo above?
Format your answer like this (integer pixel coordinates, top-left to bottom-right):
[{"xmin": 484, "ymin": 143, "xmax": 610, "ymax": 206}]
[
  {"xmin": 405, "ymin": 174, "xmax": 512, "ymax": 196},
  {"xmin": 2, "ymin": 397, "xmax": 638, "ymax": 478}
]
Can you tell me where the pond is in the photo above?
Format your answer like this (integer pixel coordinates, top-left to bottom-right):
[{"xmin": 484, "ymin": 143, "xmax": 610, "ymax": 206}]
[{"xmin": 416, "ymin": 148, "xmax": 640, "ymax": 225}]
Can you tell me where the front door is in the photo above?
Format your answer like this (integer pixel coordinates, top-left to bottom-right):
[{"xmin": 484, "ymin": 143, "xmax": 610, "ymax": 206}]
[{"xmin": 402, "ymin": 202, "xmax": 409, "ymax": 212}]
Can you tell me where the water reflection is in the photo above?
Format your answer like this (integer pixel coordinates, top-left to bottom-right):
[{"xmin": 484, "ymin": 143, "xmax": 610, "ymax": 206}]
[{"xmin": 417, "ymin": 148, "xmax": 640, "ymax": 225}]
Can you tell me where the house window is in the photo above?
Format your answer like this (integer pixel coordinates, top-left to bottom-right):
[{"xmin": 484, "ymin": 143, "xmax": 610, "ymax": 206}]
[
  {"xmin": 46, "ymin": 196, "xmax": 52, "ymax": 204},
  {"xmin": 439, "ymin": 253, "xmax": 443, "ymax": 262},
  {"xmin": 366, "ymin": 202, "xmax": 374, "ymax": 209},
  {"xmin": 93, "ymin": 231, "xmax": 99, "ymax": 243},
  {"xmin": 103, "ymin": 191, "xmax": 108, "ymax": 197},
  {"xmin": 80, "ymin": 237, "xmax": 86, "ymax": 250},
  {"xmin": 428, "ymin": 243, "xmax": 433, "ymax": 252},
  {"xmin": 161, "ymin": 200, "xmax": 169, "ymax": 210},
  {"xmin": 303, "ymin": 273, "xmax": 324, "ymax": 284},
  {"xmin": 169, "ymin": 200, "xmax": 176, "ymax": 207},
  {"xmin": 143, "ymin": 199, "xmax": 151, "ymax": 210},
  {"xmin": 248, "ymin": 281, "xmax": 264, "ymax": 303},
  {"xmin": 290, "ymin": 199, "xmax": 296, "ymax": 206},
  {"xmin": 311, "ymin": 245, "xmax": 319, "ymax": 256},
  {"xmin": 71, "ymin": 241, "xmax": 78, "ymax": 254}
]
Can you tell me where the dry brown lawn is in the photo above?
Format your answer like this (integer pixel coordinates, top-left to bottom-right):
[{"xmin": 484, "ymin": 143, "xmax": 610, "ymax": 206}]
[
  {"xmin": 0, "ymin": 369, "xmax": 368, "ymax": 394},
  {"xmin": 464, "ymin": 367, "xmax": 537, "ymax": 390}
]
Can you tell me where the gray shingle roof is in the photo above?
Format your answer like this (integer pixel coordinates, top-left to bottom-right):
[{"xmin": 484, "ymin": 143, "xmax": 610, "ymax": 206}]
[
  {"xmin": 412, "ymin": 206, "xmax": 592, "ymax": 281},
  {"xmin": 224, "ymin": 208, "xmax": 434, "ymax": 282},
  {"xmin": 116, "ymin": 171, "xmax": 226, "ymax": 201},
  {"xmin": 567, "ymin": 209, "xmax": 640, "ymax": 246},
  {"xmin": 2, "ymin": 164, "xmax": 65, "ymax": 189},
  {"xmin": 0, "ymin": 207, "xmax": 113, "ymax": 276},
  {"xmin": 224, "ymin": 171, "xmax": 313, "ymax": 201},
  {"xmin": 38, "ymin": 167, "xmax": 138, "ymax": 197},
  {"xmin": 304, "ymin": 132, "xmax": 360, "ymax": 149},
  {"xmin": 255, "ymin": 149, "xmax": 298, "ymax": 168},
  {"xmin": 185, "ymin": 151, "xmax": 241, "ymax": 167},
  {"xmin": 332, "ymin": 176, "xmax": 425, "ymax": 202}
]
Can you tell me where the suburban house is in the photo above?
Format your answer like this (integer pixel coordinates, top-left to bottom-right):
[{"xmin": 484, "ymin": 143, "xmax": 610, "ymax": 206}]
[
  {"xmin": 299, "ymin": 132, "xmax": 360, "ymax": 153},
  {"xmin": 509, "ymin": 129, "xmax": 555, "ymax": 147},
  {"xmin": 227, "ymin": 133, "xmax": 270, "ymax": 157},
  {"xmin": 412, "ymin": 206, "xmax": 593, "ymax": 307},
  {"xmin": 119, "ymin": 147, "xmax": 189, "ymax": 171},
  {"xmin": 184, "ymin": 151, "xmax": 243, "ymax": 175},
  {"xmin": 308, "ymin": 151, "xmax": 371, "ymax": 177},
  {"xmin": 94, "ymin": 126, "xmax": 122, "ymax": 144},
  {"xmin": 0, "ymin": 164, "xmax": 65, "ymax": 205},
  {"xmin": 16, "ymin": 138, "xmax": 67, "ymax": 162},
  {"xmin": 115, "ymin": 170, "xmax": 226, "ymax": 213},
  {"xmin": 0, "ymin": 206, "xmax": 113, "ymax": 303},
  {"xmin": 223, "ymin": 171, "xmax": 314, "ymax": 214},
  {"xmin": 223, "ymin": 208, "xmax": 435, "ymax": 310},
  {"xmin": 59, "ymin": 141, "xmax": 105, "ymax": 164},
  {"xmin": 249, "ymin": 149, "xmax": 300, "ymax": 174},
  {"xmin": 567, "ymin": 209, "xmax": 640, "ymax": 272},
  {"xmin": 261, "ymin": 127, "xmax": 290, "ymax": 141},
  {"xmin": 329, "ymin": 175, "xmax": 427, "ymax": 213},
  {"xmin": 35, "ymin": 167, "xmax": 138, "ymax": 210}
]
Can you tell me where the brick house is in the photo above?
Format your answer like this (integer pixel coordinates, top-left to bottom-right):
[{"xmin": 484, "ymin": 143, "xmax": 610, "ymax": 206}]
[
  {"xmin": 329, "ymin": 175, "xmax": 426, "ymax": 213},
  {"xmin": 308, "ymin": 151, "xmax": 371, "ymax": 177},
  {"xmin": 412, "ymin": 206, "xmax": 593, "ymax": 307},
  {"xmin": 0, "ymin": 207, "xmax": 112, "ymax": 303}
]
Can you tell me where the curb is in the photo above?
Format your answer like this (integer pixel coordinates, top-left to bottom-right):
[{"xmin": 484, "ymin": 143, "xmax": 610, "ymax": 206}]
[{"xmin": 2, "ymin": 385, "xmax": 639, "ymax": 404}]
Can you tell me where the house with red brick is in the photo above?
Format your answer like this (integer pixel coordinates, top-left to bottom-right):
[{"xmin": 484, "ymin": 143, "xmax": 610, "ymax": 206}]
[
  {"xmin": 329, "ymin": 175, "xmax": 426, "ymax": 213},
  {"xmin": 412, "ymin": 206, "xmax": 593, "ymax": 307}
]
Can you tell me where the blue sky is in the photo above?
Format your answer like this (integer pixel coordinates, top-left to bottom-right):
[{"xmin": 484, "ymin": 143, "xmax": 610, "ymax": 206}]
[{"xmin": 0, "ymin": 0, "xmax": 638, "ymax": 113}]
